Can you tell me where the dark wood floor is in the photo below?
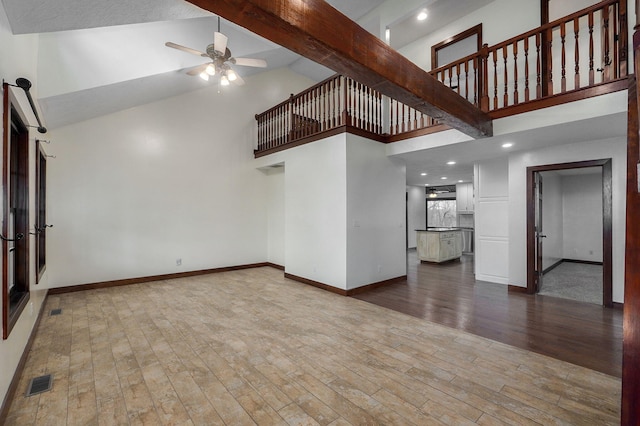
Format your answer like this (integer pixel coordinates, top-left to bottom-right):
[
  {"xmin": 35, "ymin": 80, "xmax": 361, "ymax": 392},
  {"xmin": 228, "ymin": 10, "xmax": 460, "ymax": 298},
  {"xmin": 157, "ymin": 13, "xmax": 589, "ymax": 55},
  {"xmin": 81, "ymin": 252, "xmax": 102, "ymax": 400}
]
[{"xmin": 353, "ymin": 250, "xmax": 623, "ymax": 378}]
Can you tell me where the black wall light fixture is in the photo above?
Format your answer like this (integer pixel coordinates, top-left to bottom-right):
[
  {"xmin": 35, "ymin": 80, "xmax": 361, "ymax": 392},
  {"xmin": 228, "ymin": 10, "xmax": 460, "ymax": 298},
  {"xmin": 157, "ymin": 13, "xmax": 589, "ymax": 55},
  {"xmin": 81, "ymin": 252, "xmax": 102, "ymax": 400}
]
[{"xmin": 9, "ymin": 77, "xmax": 47, "ymax": 134}]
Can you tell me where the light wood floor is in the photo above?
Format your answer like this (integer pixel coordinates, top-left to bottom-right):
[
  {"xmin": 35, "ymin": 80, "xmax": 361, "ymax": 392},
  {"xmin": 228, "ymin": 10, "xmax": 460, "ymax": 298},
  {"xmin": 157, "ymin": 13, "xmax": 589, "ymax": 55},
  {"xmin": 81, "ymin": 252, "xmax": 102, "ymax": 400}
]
[{"xmin": 6, "ymin": 267, "xmax": 620, "ymax": 425}]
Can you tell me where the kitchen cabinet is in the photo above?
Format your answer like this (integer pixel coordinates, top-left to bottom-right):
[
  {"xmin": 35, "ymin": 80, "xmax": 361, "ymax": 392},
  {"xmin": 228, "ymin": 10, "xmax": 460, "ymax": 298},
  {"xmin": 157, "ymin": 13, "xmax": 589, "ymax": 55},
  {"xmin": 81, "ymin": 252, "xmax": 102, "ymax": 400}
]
[
  {"xmin": 416, "ymin": 229, "xmax": 462, "ymax": 263},
  {"xmin": 456, "ymin": 182, "xmax": 474, "ymax": 212}
]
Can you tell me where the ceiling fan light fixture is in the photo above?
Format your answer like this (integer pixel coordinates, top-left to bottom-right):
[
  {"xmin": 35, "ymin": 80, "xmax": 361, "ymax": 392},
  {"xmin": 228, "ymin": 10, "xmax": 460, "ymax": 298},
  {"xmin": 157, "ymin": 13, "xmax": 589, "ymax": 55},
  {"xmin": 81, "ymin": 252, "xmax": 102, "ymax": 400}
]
[
  {"xmin": 227, "ymin": 70, "xmax": 237, "ymax": 81},
  {"xmin": 199, "ymin": 71, "xmax": 210, "ymax": 81},
  {"xmin": 220, "ymin": 75, "xmax": 230, "ymax": 86},
  {"xmin": 206, "ymin": 64, "xmax": 216, "ymax": 75}
]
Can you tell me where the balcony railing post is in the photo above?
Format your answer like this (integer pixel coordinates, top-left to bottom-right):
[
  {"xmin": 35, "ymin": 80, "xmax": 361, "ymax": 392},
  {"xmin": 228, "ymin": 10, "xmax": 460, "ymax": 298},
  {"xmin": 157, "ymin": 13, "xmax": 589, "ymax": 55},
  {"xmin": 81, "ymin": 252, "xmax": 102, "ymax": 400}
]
[{"xmin": 479, "ymin": 44, "xmax": 490, "ymax": 112}]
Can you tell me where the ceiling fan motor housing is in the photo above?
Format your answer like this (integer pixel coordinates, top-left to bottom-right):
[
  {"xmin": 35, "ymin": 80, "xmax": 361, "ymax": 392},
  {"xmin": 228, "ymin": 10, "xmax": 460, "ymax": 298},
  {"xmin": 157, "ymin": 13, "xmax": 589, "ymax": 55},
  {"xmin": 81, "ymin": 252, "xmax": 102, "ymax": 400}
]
[{"xmin": 206, "ymin": 45, "xmax": 232, "ymax": 62}]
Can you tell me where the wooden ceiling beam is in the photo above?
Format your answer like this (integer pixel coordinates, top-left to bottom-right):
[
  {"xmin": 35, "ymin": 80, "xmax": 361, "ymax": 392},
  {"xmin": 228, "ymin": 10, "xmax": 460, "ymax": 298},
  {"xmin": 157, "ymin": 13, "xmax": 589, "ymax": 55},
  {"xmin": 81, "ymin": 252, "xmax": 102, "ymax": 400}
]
[{"xmin": 186, "ymin": 0, "xmax": 493, "ymax": 138}]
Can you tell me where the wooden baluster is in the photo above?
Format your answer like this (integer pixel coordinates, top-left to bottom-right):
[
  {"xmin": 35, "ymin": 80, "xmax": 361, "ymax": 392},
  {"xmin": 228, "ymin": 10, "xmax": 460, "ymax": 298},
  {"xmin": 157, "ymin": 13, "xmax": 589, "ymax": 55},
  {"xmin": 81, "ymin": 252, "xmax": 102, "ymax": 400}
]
[
  {"xmin": 359, "ymin": 83, "xmax": 364, "ymax": 130},
  {"xmin": 355, "ymin": 82, "xmax": 360, "ymax": 129},
  {"xmin": 524, "ymin": 37, "xmax": 530, "ymax": 102},
  {"xmin": 513, "ymin": 41, "xmax": 519, "ymax": 105},
  {"xmin": 305, "ymin": 91, "xmax": 310, "ymax": 137},
  {"xmin": 402, "ymin": 103, "xmax": 406, "ymax": 133},
  {"xmin": 268, "ymin": 110, "xmax": 272, "ymax": 148},
  {"xmin": 546, "ymin": 28, "xmax": 554, "ymax": 95},
  {"xmin": 472, "ymin": 56, "xmax": 478, "ymax": 106},
  {"xmin": 377, "ymin": 90, "xmax": 381, "ymax": 132},
  {"xmin": 278, "ymin": 106, "xmax": 287, "ymax": 145},
  {"xmin": 332, "ymin": 78, "xmax": 337, "ymax": 128},
  {"xmin": 314, "ymin": 87, "xmax": 318, "ymax": 132},
  {"xmin": 276, "ymin": 107, "xmax": 280, "ymax": 145},
  {"xmin": 536, "ymin": 33, "xmax": 542, "ymax": 98},
  {"xmin": 574, "ymin": 17, "xmax": 580, "ymax": 89},
  {"xmin": 448, "ymin": 66, "xmax": 453, "ymax": 92},
  {"xmin": 503, "ymin": 46, "xmax": 509, "ymax": 107},
  {"xmin": 493, "ymin": 49, "xmax": 498, "ymax": 109},
  {"xmin": 312, "ymin": 86, "xmax": 316, "ymax": 133},
  {"xmin": 294, "ymin": 97, "xmax": 299, "ymax": 139},
  {"xmin": 589, "ymin": 12, "xmax": 595, "ymax": 85},
  {"xmin": 352, "ymin": 79, "xmax": 356, "ymax": 127},
  {"xmin": 464, "ymin": 60, "xmax": 469, "ymax": 102},
  {"xmin": 345, "ymin": 78, "xmax": 350, "ymax": 126},
  {"xmin": 395, "ymin": 99, "xmax": 400, "ymax": 135},
  {"xmin": 561, "ymin": 21, "xmax": 567, "ymax": 92},
  {"xmin": 603, "ymin": 4, "xmax": 611, "ymax": 81},
  {"xmin": 366, "ymin": 86, "xmax": 371, "ymax": 131},
  {"xmin": 456, "ymin": 63, "xmax": 461, "ymax": 95},
  {"xmin": 287, "ymin": 96, "xmax": 292, "ymax": 142},
  {"xmin": 335, "ymin": 77, "xmax": 339, "ymax": 127},
  {"xmin": 320, "ymin": 85, "xmax": 324, "ymax": 130}
]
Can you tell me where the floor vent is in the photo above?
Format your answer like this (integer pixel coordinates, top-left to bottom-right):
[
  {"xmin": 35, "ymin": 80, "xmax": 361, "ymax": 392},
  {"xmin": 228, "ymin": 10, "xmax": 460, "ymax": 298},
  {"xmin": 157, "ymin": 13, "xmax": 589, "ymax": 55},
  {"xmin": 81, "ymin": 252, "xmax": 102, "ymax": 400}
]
[
  {"xmin": 50, "ymin": 308, "xmax": 62, "ymax": 316},
  {"xmin": 26, "ymin": 374, "xmax": 52, "ymax": 397}
]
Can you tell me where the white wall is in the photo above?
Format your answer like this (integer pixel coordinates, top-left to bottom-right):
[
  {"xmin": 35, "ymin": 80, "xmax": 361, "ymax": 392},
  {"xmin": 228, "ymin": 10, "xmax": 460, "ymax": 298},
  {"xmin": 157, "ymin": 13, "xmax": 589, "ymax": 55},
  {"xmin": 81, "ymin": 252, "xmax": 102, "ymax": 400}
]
[
  {"xmin": 562, "ymin": 173, "xmax": 603, "ymax": 262},
  {"xmin": 346, "ymin": 135, "xmax": 406, "ymax": 289},
  {"xmin": 265, "ymin": 166, "xmax": 285, "ymax": 267},
  {"xmin": 474, "ymin": 157, "xmax": 509, "ymax": 284},
  {"xmin": 508, "ymin": 137, "xmax": 626, "ymax": 302},
  {"xmin": 46, "ymin": 68, "xmax": 314, "ymax": 287},
  {"xmin": 0, "ymin": 1, "xmax": 48, "ymax": 410},
  {"xmin": 406, "ymin": 186, "xmax": 426, "ymax": 248},
  {"xmin": 283, "ymin": 134, "xmax": 348, "ymax": 289},
  {"xmin": 541, "ymin": 172, "xmax": 563, "ymax": 270}
]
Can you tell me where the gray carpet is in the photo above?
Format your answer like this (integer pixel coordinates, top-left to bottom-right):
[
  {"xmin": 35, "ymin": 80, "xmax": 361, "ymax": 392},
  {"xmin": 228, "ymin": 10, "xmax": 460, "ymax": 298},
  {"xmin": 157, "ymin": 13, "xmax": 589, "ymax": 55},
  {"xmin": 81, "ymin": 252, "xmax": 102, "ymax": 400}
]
[{"xmin": 538, "ymin": 262, "xmax": 603, "ymax": 305}]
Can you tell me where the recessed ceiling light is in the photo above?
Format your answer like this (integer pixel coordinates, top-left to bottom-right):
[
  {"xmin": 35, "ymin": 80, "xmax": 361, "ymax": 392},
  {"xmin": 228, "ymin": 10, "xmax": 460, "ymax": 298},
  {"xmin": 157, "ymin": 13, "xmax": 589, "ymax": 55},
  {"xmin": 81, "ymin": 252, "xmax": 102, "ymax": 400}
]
[
  {"xmin": 417, "ymin": 10, "xmax": 428, "ymax": 21},
  {"xmin": 502, "ymin": 143, "xmax": 514, "ymax": 148},
  {"xmin": 420, "ymin": 172, "xmax": 427, "ymax": 176},
  {"xmin": 425, "ymin": 183, "xmax": 429, "ymax": 186},
  {"xmin": 458, "ymin": 180, "xmax": 464, "ymax": 183},
  {"xmin": 440, "ymin": 177, "xmax": 447, "ymax": 180},
  {"xmin": 447, "ymin": 161, "xmax": 456, "ymax": 165}
]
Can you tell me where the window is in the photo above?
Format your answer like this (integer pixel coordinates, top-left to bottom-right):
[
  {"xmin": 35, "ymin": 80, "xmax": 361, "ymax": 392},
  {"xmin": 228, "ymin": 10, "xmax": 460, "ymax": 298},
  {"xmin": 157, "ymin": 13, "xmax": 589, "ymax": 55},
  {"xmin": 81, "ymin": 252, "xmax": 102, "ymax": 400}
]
[
  {"xmin": 427, "ymin": 200, "xmax": 457, "ymax": 228},
  {"xmin": 431, "ymin": 24, "xmax": 483, "ymax": 69},
  {"xmin": 35, "ymin": 143, "xmax": 47, "ymax": 282}
]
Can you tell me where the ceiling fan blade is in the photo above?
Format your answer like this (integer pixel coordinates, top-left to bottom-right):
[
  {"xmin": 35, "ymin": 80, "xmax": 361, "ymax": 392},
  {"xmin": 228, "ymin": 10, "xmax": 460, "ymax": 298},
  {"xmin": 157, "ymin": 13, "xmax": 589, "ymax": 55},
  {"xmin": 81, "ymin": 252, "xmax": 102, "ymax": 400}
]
[
  {"xmin": 165, "ymin": 42, "xmax": 207, "ymax": 57},
  {"xmin": 233, "ymin": 57, "xmax": 267, "ymax": 68},
  {"xmin": 186, "ymin": 63, "xmax": 209, "ymax": 76},
  {"xmin": 232, "ymin": 72, "xmax": 245, "ymax": 86},
  {"xmin": 213, "ymin": 32, "xmax": 228, "ymax": 54}
]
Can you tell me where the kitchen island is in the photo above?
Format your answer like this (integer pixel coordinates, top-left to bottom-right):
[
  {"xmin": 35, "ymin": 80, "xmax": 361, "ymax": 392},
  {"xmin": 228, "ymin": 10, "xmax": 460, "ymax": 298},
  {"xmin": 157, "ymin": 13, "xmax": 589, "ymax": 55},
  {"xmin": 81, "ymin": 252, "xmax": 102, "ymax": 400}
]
[{"xmin": 416, "ymin": 228, "xmax": 462, "ymax": 263}]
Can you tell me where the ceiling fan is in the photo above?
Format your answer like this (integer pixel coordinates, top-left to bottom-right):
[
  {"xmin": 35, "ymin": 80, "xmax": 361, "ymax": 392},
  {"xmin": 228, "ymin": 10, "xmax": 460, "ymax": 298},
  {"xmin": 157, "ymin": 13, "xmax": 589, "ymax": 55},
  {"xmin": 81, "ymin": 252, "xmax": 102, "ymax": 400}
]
[{"xmin": 165, "ymin": 17, "xmax": 267, "ymax": 87}]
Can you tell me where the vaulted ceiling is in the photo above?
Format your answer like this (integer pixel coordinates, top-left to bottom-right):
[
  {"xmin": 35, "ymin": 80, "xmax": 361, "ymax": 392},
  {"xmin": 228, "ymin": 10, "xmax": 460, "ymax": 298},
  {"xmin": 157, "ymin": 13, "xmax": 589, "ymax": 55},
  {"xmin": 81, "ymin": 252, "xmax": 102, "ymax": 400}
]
[{"xmin": 1, "ymin": 0, "xmax": 496, "ymax": 130}]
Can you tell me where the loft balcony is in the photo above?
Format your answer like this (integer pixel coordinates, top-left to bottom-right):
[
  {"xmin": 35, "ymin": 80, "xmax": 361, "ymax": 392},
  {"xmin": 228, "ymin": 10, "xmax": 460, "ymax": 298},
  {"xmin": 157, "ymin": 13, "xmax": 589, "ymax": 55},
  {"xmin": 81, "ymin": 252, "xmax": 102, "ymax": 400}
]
[{"xmin": 255, "ymin": 0, "xmax": 628, "ymax": 158}]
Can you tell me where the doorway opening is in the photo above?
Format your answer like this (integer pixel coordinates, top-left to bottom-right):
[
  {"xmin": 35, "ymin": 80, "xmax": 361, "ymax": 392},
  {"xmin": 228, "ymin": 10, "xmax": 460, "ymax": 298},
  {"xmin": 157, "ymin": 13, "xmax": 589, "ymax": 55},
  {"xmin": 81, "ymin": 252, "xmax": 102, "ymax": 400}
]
[{"xmin": 526, "ymin": 159, "xmax": 612, "ymax": 307}]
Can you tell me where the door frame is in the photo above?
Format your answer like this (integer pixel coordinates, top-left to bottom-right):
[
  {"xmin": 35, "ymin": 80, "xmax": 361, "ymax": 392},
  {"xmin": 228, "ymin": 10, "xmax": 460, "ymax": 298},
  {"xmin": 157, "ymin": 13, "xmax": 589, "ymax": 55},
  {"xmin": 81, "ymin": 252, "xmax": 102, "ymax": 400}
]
[
  {"xmin": 526, "ymin": 159, "xmax": 612, "ymax": 306},
  {"xmin": 2, "ymin": 83, "xmax": 31, "ymax": 339}
]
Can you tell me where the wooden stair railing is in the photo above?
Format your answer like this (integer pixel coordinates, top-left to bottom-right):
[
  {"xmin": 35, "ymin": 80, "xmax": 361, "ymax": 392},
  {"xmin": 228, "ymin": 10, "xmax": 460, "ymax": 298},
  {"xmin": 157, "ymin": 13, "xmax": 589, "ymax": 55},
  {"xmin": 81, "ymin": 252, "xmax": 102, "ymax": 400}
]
[
  {"xmin": 256, "ymin": 0, "xmax": 628, "ymax": 156},
  {"xmin": 255, "ymin": 75, "xmax": 439, "ymax": 155},
  {"xmin": 431, "ymin": 0, "xmax": 628, "ymax": 114}
]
